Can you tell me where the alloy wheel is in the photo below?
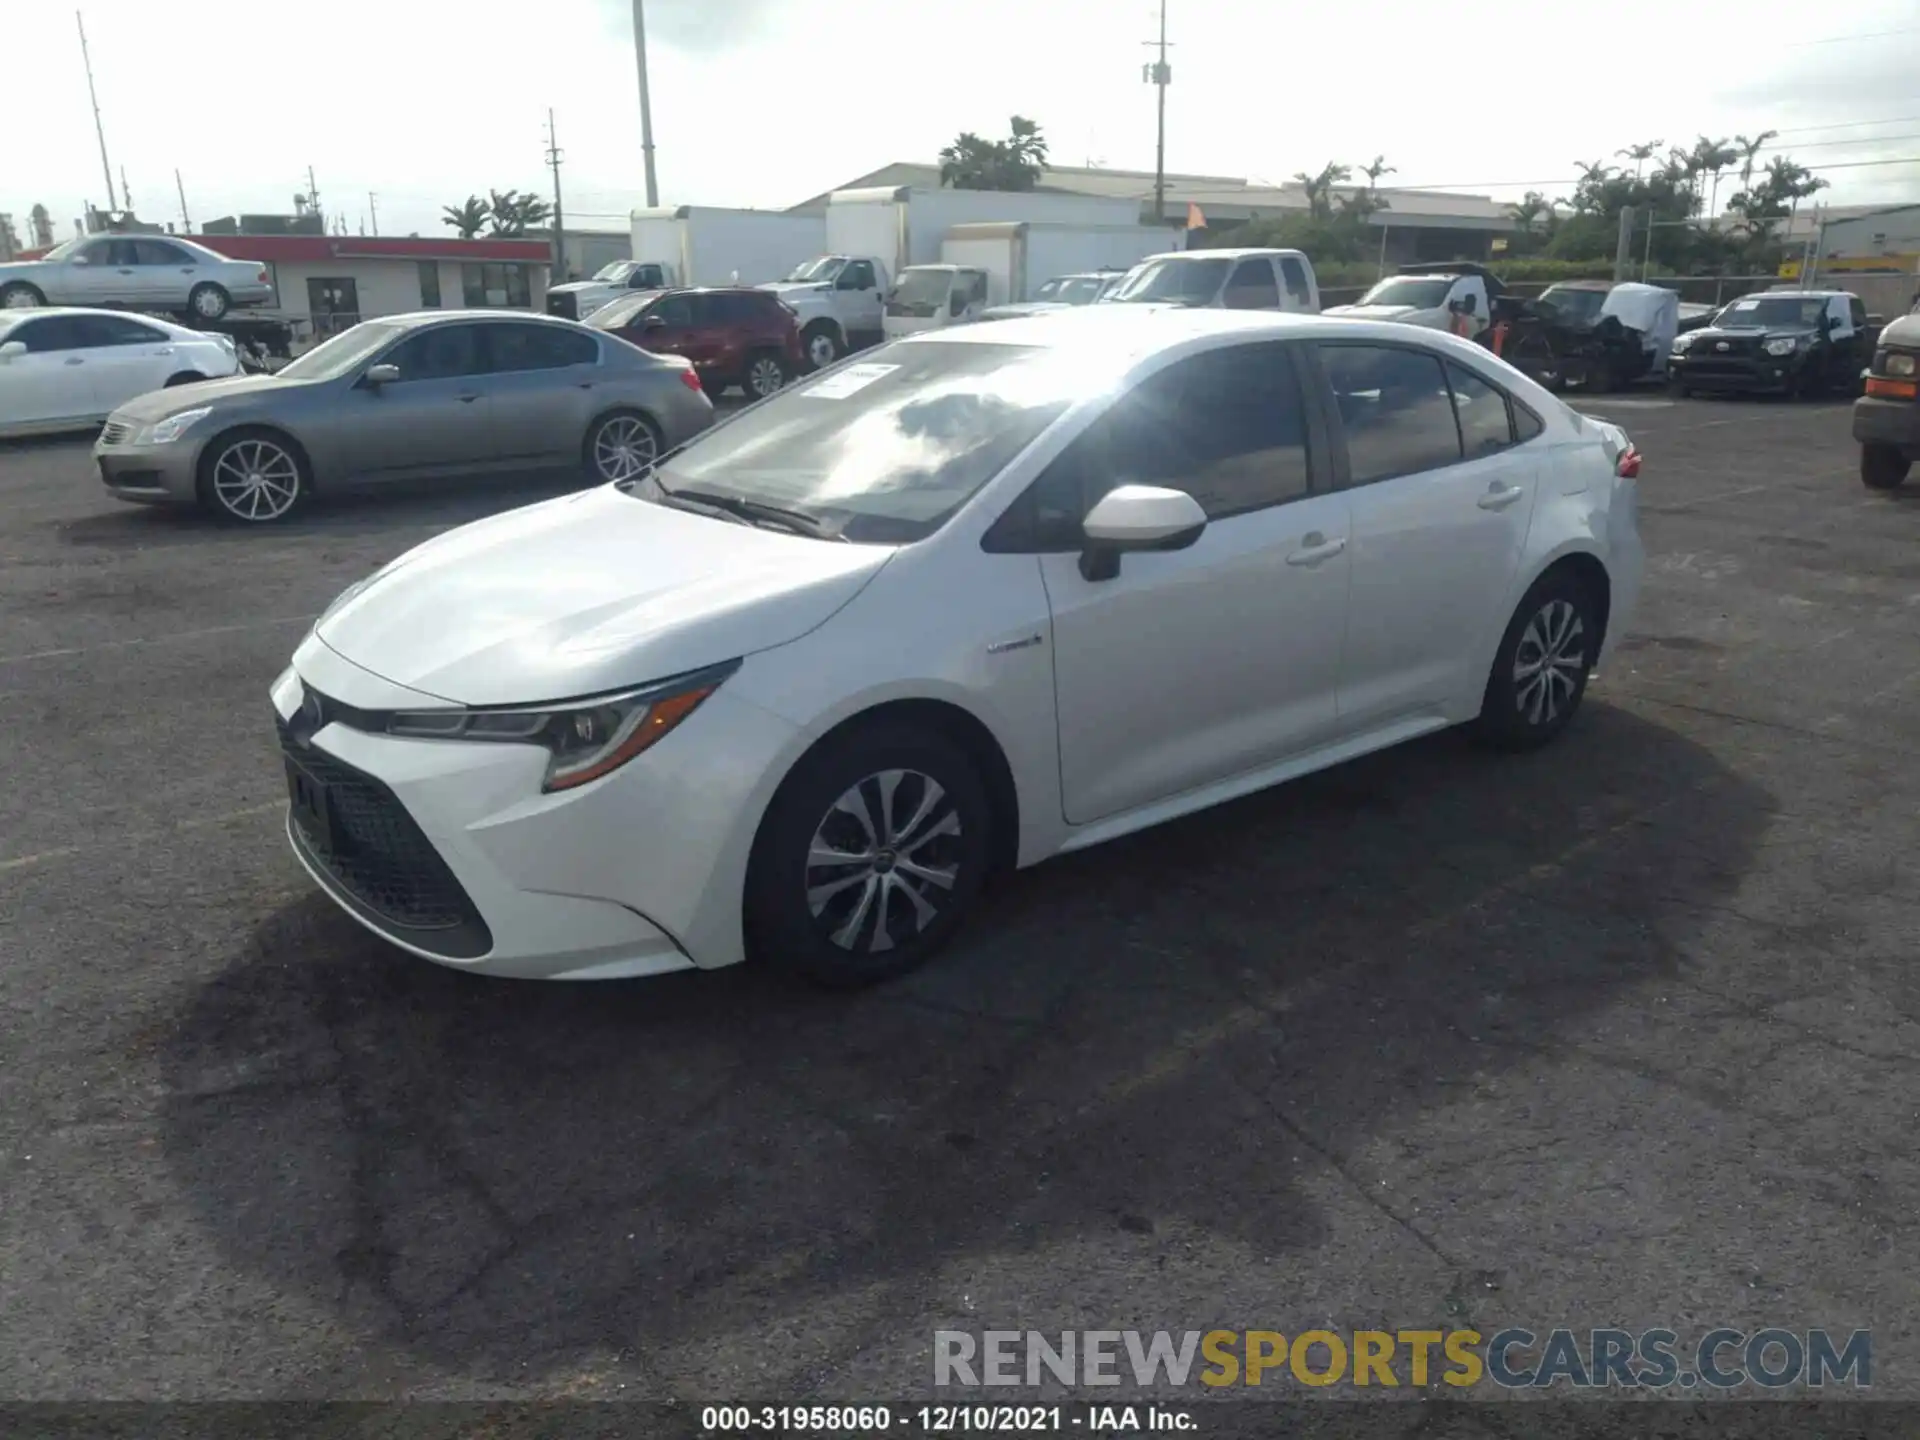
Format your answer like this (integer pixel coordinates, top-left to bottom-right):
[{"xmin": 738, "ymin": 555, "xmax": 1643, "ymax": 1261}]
[
  {"xmin": 192, "ymin": 287, "xmax": 227, "ymax": 319},
  {"xmin": 592, "ymin": 415, "xmax": 658, "ymax": 482},
  {"xmin": 1512, "ymin": 598, "xmax": 1586, "ymax": 726},
  {"xmin": 210, "ymin": 438, "xmax": 300, "ymax": 522},
  {"xmin": 805, "ymin": 768, "xmax": 963, "ymax": 953},
  {"xmin": 747, "ymin": 357, "xmax": 785, "ymax": 398}
]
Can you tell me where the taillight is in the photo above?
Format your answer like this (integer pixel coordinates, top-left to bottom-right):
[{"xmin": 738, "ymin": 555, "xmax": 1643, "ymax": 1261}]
[
  {"xmin": 257, "ymin": 267, "xmax": 269, "ymax": 284},
  {"xmin": 1616, "ymin": 445, "xmax": 1642, "ymax": 479},
  {"xmin": 680, "ymin": 368, "xmax": 704, "ymax": 394}
]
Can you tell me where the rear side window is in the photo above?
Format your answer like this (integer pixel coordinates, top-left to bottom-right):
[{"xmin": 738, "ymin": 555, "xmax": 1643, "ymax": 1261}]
[
  {"xmin": 1445, "ymin": 361, "xmax": 1515, "ymax": 457},
  {"xmin": 1279, "ymin": 257, "xmax": 1312, "ymax": 307},
  {"xmin": 133, "ymin": 239, "xmax": 190, "ymax": 265},
  {"xmin": 1222, "ymin": 259, "xmax": 1279, "ymax": 310},
  {"xmin": 1319, "ymin": 343, "xmax": 1463, "ymax": 484},
  {"xmin": 1513, "ymin": 405, "xmax": 1544, "ymax": 443}
]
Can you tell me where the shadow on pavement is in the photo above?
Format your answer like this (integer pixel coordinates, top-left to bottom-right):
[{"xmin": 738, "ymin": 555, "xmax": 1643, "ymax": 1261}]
[{"xmin": 157, "ymin": 702, "xmax": 1773, "ymax": 1390}]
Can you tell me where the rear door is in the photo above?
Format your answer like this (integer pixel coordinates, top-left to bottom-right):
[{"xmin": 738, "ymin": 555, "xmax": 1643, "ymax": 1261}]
[
  {"xmin": 339, "ymin": 322, "xmax": 496, "ymax": 479},
  {"xmin": 482, "ymin": 320, "xmax": 603, "ymax": 466},
  {"xmin": 0, "ymin": 315, "xmax": 103, "ymax": 426},
  {"xmin": 130, "ymin": 238, "xmax": 201, "ymax": 309},
  {"xmin": 1314, "ymin": 341, "xmax": 1541, "ymax": 729}
]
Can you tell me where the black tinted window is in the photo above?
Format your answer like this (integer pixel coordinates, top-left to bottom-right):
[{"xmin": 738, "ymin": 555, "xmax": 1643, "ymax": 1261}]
[
  {"xmin": 70, "ymin": 315, "xmax": 167, "ymax": 347},
  {"xmin": 1280, "ymin": 257, "xmax": 1312, "ymax": 306},
  {"xmin": 489, "ymin": 322, "xmax": 597, "ymax": 372},
  {"xmin": 1446, "ymin": 361, "xmax": 1514, "ymax": 457},
  {"xmin": 133, "ymin": 239, "xmax": 190, "ymax": 265},
  {"xmin": 382, "ymin": 325, "xmax": 485, "ymax": 381},
  {"xmin": 648, "ymin": 294, "xmax": 694, "ymax": 327},
  {"xmin": 1849, "ymin": 296, "xmax": 1868, "ymax": 327},
  {"xmin": 841, "ymin": 260, "xmax": 877, "ymax": 289},
  {"xmin": 1320, "ymin": 344, "xmax": 1463, "ymax": 484},
  {"xmin": 1222, "ymin": 259, "xmax": 1279, "ymax": 310},
  {"xmin": 9, "ymin": 317, "xmax": 87, "ymax": 353}
]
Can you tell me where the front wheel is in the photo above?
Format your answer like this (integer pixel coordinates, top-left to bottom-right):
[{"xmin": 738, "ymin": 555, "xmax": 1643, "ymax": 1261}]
[
  {"xmin": 746, "ymin": 725, "xmax": 992, "ymax": 988},
  {"xmin": 197, "ymin": 429, "xmax": 307, "ymax": 524},
  {"xmin": 1, "ymin": 281, "xmax": 46, "ymax": 309},
  {"xmin": 188, "ymin": 283, "xmax": 231, "ymax": 321},
  {"xmin": 1472, "ymin": 570, "xmax": 1601, "ymax": 751},
  {"xmin": 1861, "ymin": 443, "xmax": 1911, "ymax": 490}
]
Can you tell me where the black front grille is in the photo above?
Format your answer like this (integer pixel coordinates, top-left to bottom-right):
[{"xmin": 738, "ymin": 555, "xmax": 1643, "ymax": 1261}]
[
  {"xmin": 546, "ymin": 291, "xmax": 579, "ymax": 320},
  {"xmin": 100, "ymin": 420, "xmax": 131, "ymax": 446},
  {"xmin": 277, "ymin": 709, "xmax": 493, "ymax": 958}
]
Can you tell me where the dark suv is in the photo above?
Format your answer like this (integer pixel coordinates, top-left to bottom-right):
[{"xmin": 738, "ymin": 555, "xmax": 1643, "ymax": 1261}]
[
  {"xmin": 1668, "ymin": 289, "xmax": 1874, "ymax": 399},
  {"xmin": 587, "ymin": 287, "xmax": 802, "ymax": 400}
]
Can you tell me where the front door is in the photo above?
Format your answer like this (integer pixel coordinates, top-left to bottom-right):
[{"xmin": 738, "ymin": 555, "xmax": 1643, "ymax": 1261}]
[
  {"xmin": 1, "ymin": 315, "xmax": 102, "ymax": 425},
  {"xmin": 307, "ymin": 277, "xmax": 362, "ymax": 342},
  {"xmin": 1315, "ymin": 342, "xmax": 1539, "ymax": 728},
  {"xmin": 626, "ymin": 291, "xmax": 695, "ymax": 361},
  {"xmin": 340, "ymin": 322, "xmax": 495, "ymax": 479},
  {"xmin": 1038, "ymin": 340, "xmax": 1352, "ymax": 824},
  {"xmin": 835, "ymin": 258, "xmax": 883, "ymax": 338},
  {"xmin": 62, "ymin": 239, "xmax": 125, "ymax": 305}
]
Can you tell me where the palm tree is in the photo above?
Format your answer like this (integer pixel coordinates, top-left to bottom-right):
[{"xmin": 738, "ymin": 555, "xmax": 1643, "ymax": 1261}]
[
  {"xmin": 1688, "ymin": 136, "xmax": 1740, "ymax": 219},
  {"xmin": 1360, "ymin": 155, "xmax": 1395, "ymax": 189},
  {"xmin": 1509, "ymin": 191, "xmax": 1552, "ymax": 235},
  {"xmin": 1617, "ymin": 139, "xmax": 1665, "ymax": 181},
  {"xmin": 1291, "ymin": 162, "xmax": 1352, "ymax": 221},
  {"xmin": 441, "ymin": 196, "xmax": 488, "ymax": 240},
  {"xmin": 1735, "ymin": 131, "xmax": 1779, "ymax": 192}
]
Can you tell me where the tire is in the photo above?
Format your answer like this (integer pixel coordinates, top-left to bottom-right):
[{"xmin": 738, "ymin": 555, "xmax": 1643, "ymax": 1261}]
[
  {"xmin": 188, "ymin": 283, "xmax": 231, "ymax": 321},
  {"xmin": 1471, "ymin": 569, "xmax": 1601, "ymax": 752},
  {"xmin": 801, "ymin": 322, "xmax": 842, "ymax": 371},
  {"xmin": 746, "ymin": 723, "xmax": 993, "ymax": 988},
  {"xmin": 744, "ymin": 350, "xmax": 788, "ymax": 400},
  {"xmin": 583, "ymin": 408, "xmax": 662, "ymax": 485},
  {"xmin": 1, "ymin": 281, "xmax": 46, "ymax": 309},
  {"xmin": 1861, "ymin": 443, "xmax": 1911, "ymax": 491},
  {"xmin": 195, "ymin": 428, "xmax": 308, "ymax": 524},
  {"xmin": 164, "ymin": 372, "xmax": 206, "ymax": 388}
]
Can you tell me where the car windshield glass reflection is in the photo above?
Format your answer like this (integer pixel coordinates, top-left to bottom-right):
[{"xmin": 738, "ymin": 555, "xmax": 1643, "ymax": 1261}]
[
  {"xmin": 645, "ymin": 342, "xmax": 1088, "ymax": 545},
  {"xmin": 1109, "ymin": 257, "xmax": 1228, "ymax": 305},
  {"xmin": 1719, "ymin": 298, "xmax": 1828, "ymax": 329},
  {"xmin": 277, "ymin": 322, "xmax": 404, "ymax": 380}
]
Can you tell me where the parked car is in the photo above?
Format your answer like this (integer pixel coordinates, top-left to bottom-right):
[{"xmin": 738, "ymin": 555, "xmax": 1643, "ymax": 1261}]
[
  {"xmin": 94, "ymin": 311, "xmax": 713, "ymax": 524},
  {"xmin": 544, "ymin": 260, "xmax": 673, "ymax": 321},
  {"xmin": 1324, "ymin": 263, "xmax": 1504, "ymax": 340},
  {"xmin": 0, "ymin": 307, "xmax": 241, "ymax": 438},
  {"xmin": 1854, "ymin": 309, "xmax": 1920, "ymax": 489},
  {"xmin": 1500, "ymin": 280, "xmax": 1680, "ymax": 393},
  {"xmin": 1104, "ymin": 248, "xmax": 1320, "ymax": 313},
  {"xmin": 881, "ymin": 265, "xmax": 992, "ymax": 339},
  {"xmin": 976, "ymin": 269, "xmax": 1128, "ymax": 322},
  {"xmin": 1668, "ymin": 289, "xmax": 1874, "ymax": 398},
  {"xmin": 588, "ymin": 286, "xmax": 802, "ymax": 400},
  {"xmin": 268, "ymin": 306, "xmax": 1642, "ymax": 987},
  {"xmin": 0, "ymin": 234, "xmax": 272, "ymax": 321}
]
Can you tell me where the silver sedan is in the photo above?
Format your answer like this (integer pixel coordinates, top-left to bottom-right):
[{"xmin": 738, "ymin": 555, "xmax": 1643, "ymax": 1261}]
[
  {"xmin": 93, "ymin": 310, "xmax": 716, "ymax": 524},
  {"xmin": 0, "ymin": 234, "xmax": 273, "ymax": 320}
]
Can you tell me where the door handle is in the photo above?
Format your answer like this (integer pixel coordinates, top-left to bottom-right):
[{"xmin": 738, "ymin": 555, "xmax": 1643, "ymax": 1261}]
[
  {"xmin": 1478, "ymin": 482, "xmax": 1526, "ymax": 511},
  {"xmin": 457, "ymin": 393, "xmax": 481, "ymax": 403},
  {"xmin": 1286, "ymin": 533, "xmax": 1347, "ymax": 566},
  {"xmin": 151, "ymin": 348, "xmax": 173, "ymax": 356},
  {"xmin": 118, "ymin": 268, "xmax": 136, "ymax": 275},
  {"xmin": 64, "ymin": 356, "xmax": 85, "ymax": 366}
]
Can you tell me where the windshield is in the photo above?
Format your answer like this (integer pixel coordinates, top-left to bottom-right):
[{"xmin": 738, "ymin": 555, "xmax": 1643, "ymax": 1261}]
[
  {"xmin": 1537, "ymin": 286, "xmax": 1609, "ymax": 323},
  {"xmin": 890, "ymin": 269, "xmax": 954, "ymax": 306},
  {"xmin": 1358, "ymin": 277, "xmax": 1454, "ymax": 309},
  {"xmin": 1095, "ymin": 274, "xmax": 1127, "ymax": 300},
  {"xmin": 785, "ymin": 257, "xmax": 846, "ymax": 282},
  {"xmin": 1055, "ymin": 276, "xmax": 1107, "ymax": 305},
  {"xmin": 276, "ymin": 321, "xmax": 403, "ymax": 381},
  {"xmin": 1717, "ymin": 296, "xmax": 1829, "ymax": 329},
  {"xmin": 40, "ymin": 237, "xmax": 84, "ymax": 262},
  {"xmin": 1109, "ymin": 256, "xmax": 1229, "ymax": 305},
  {"xmin": 592, "ymin": 262, "xmax": 636, "ymax": 283},
  {"xmin": 644, "ymin": 341, "xmax": 1082, "ymax": 545},
  {"xmin": 589, "ymin": 293, "xmax": 654, "ymax": 329}
]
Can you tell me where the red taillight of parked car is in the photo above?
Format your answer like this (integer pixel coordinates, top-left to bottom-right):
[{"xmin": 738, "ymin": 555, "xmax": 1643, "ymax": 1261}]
[
  {"xmin": 1616, "ymin": 445, "xmax": 1642, "ymax": 479},
  {"xmin": 257, "ymin": 267, "xmax": 270, "ymax": 284},
  {"xmin": 680, "ymin": 367, "xmax": 705, "ymax": 394}
]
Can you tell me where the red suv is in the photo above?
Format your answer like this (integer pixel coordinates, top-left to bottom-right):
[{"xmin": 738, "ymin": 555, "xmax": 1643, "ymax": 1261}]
[{"xmin": 587, "ymin": 287, "xmax": 803, "ymax": 400}]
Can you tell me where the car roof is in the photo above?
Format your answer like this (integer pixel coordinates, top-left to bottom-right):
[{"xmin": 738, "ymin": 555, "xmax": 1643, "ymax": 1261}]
[
  {"xmin": 1140, "ymin": 247, "xmax": 1306, "ymax": 262},
  {"xmin": 899, "ymin": 304, "xmax": 1460, "ymax": 361},
  {"xmin": 1752, "ymin": 289, "xmax": 1848, "ymax": 299},
  {"xmin": 377, "ymin": 309, "xmax": 584, "ymax": 328},
  {"xmin": 0, "ymin": 305, "xmax": 188, "ymax": 327}
]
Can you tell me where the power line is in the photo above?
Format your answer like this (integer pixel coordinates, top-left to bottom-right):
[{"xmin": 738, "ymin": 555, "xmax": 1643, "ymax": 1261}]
[
  {"xmin": 1794, "ymin": 25, "xmax": 1919, "ymax": 44},
  {"xmin": 1769, "ymin": 114, "xmax": 1920, "ymax": 135}
]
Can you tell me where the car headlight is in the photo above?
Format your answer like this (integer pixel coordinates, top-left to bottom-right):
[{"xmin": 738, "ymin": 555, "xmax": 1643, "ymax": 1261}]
[
  {"xmin": 133, "ymin": 406, "xmax": 212, "ymax": 444},
  {"xmin": 1671, "ymin": 334, "xmax": 1694, "ymax": 353},
  {"xmin": 381, "ymin": 659, "xmax": 739, "ymax": 792},
  {"xmin": 1887, "ymin": 353, "xmax": 1916, "ymax": 377},
  {"xmin": 1764, "ymin": 337, "xmax": 1801, "ymax": 357}
]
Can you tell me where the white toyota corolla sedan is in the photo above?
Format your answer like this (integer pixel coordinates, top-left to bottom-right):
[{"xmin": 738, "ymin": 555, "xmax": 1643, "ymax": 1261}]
[{"xmin": 272, "ymin": 307, "xmax": 1643, "ymax": 987}]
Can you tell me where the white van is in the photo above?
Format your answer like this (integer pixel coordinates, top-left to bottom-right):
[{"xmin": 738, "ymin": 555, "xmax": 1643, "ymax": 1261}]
[
  {"xmin": 1103, "ymin": 248, "xmax": 1319, "ymax": 313},
  {"xmin": 881, "ymin": 264, "xmax": 992, "ymax": 340}
]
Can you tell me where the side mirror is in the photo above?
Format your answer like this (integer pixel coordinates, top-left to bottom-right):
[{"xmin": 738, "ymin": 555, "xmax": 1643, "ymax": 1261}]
[
  {"xmin": 363, "ymin": 363, "xmax": 400, "ymax": 387},
  {"xmin": 69, "ymin": 254, "xmax": 90, "ymax": 267},
  {"xmin": 0, "ymin": 340, "xmax": 24, "ymax": 363},
  {"xmin": 1078, "ymin": 484, "xmax": 1208, "ymax": 581},
  {"xmin": 642, "ymin": 314, "xmax": 668, "ymax": 330}
]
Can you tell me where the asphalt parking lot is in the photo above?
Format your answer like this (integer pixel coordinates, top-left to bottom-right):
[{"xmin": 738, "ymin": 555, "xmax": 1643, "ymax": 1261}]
[{"xmin": 3, "ymin": 393, "xmax": 1919, "ymax": 1414}]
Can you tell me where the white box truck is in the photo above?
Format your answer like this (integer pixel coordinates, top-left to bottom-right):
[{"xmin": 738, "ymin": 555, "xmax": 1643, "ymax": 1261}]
[
  {"xmin": 765, "ymin": 186, "xmax": 1150, "ymax": 367},
  {"xmin": 627, "ymin": 205, "xmax": 825, "ymax": 290}
]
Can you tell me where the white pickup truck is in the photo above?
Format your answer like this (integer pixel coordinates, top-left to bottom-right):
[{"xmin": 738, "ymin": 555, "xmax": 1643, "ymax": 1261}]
[
  {"xmin": 1322, "ymin": 262, "xmax": 1502, "ymax": 339},
  {"xmin": 543, "ymin": 260, "xmax": 674, "ymax": 322},
  {"xmin": 760, "ymin": 255, "xmax": 891, "ymax": 369}
]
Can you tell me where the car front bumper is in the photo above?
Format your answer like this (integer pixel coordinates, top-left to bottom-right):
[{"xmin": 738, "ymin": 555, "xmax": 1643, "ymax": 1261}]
[
  {"xmin": 271, "ymin": 637, "xmax": 799, "ymax": 980},
  {"xmin": 1852, "ymin": 395, "xmax": 1920, "ymax": 451},
  {"xmin": 92, "ymin": 430, "xmax": 205, "ymax": 505},
  {"xmin": 1669, "ymin": 351, "xmax": 1807, "ymax": 392}
]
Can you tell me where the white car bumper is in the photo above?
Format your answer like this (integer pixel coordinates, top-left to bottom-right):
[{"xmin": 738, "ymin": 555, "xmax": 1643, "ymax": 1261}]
[{"xmin": 271, "ymin": 638, "xmax": 799, "ymax": 980}]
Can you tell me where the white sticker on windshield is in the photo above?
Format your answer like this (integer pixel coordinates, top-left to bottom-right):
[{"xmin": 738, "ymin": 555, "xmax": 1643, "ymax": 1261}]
[
  {"xmin": 803, "ymin": 363, "xmax": 899, "ymax": 399},
  {"xmin": 1731, "ymin": 300, "xmax": 1758, "ymax": 311}
]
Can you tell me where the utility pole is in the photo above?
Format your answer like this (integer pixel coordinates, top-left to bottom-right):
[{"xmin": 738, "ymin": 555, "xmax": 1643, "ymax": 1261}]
[
  {"xmin": 1141, "ymin": 1, "xmax": 1172, "ymax": 224},
  {"xmin": 1613, "ymin": 206, "xmax": 1635, "ymax": 282},
  {"xmin": 632, "ymin": 0, "xmax": 659, "ymax": 208},
  {"xmin": 368, "ymin": 192, "xmax": 379, "ymax": 234},
  {"xmin": 544, "ymin": 109, "xmax": 568, "ymax": 280},
  {"xmin": 119, "ymin": 166, "xmax": 132, "ymax": 214},
  {"xmin": 175, "ymin": 169, "xmax": 190, "ymax": 232},
  {"xmin": 77, "ymin": 11, "xmax": 116, "ymax": 212},
  {"xmin": 306, "ymin": 166, "xmax": 321, "ymax": 226}
]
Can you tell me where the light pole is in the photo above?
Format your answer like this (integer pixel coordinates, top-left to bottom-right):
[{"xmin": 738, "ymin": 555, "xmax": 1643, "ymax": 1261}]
[
  {"xmin": 1141, "ymin": 2, "xmax": 1172, "ymax": 224},
  {"xmin": 633, "ymin": 0, "xmax": 659, "ymax": 208}
]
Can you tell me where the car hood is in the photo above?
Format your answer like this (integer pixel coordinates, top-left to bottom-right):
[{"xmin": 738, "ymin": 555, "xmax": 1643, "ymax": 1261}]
[
  {"xmin": 313, "ymin": 485, "xmax": 894, "ymax": 705},
  {"xmin": 111, "ymin": 372, "xmax": 306, "ymax": 420},
  {"xmin": 1686, "ymin": 325, "xmax": 1819, "ymax": 345},
  {"xmin": 981, "ymin": 302, "xmax": 1067, "ymax": 319},
  {"xmin": 761, "ymin": 281, "xmax": 832, "ymax": 299},
  {"xmin": 1323, "ymin": 303, "xmax": 1420, "ymax": 320},
  {"xmin": 548, "ymin": 280, "xmax": 614, "ymax": 295}
]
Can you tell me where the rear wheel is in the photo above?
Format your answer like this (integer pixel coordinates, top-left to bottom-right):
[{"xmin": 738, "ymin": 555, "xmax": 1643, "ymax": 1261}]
[
  {"xmin": 584, "ymin": 409, "xmax": 662, "ymax": 485},
  {"xmin": 188, "ymin": 283, "xmax": 231, "ymax": 321},
  {"xmin": 746, "ymin": 724, "xmax": 992, "ymax": 988},
  {"xmin": 1, "ymin": 281, "xmax": 46, "ymax": 309},
  {"xmin": 744, "ymin": 350, "xmax": 788, "ymax": 400},
  {"xmin": 1472, "ymin": 569, "xmax": 1601, "ymax": 751},
  {"xmin": 1861, "ymin": 443, "xmax": 1911, "ymax": 490},
  {"xmin": 196, "ymin": 429, "xmax": 307, "ymax": 524},
  {"xmin": 164, "ymin": 372, "xmax": 205, "ymax": 388}
]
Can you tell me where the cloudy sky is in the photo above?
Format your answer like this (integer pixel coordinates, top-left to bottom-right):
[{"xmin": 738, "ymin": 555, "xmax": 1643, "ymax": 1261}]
[{"xmin": 6, "ymin": 0, "xmax": 1918, "ymax": 241}]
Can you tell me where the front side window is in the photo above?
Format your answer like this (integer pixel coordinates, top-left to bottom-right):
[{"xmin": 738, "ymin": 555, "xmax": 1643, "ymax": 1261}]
[
  {"xmin": 645, "ymin": 294, "xmax": 694, "ymax": 327},
  {"xmin": 381, "ymin": 324, "xmax": 486, "ymax": 381},
  {"xmin": 72, "ymin": 314, "xmax": 166, "ymax": 347},
  {"xmin": 1109, "ymin": 256, "xmax": 1229, "ymax": 306},
  {"xmin": 488, "ymin": 322, "xmax": 597, "ymax": 372},
  {"xmin": 647, "ymin": 341, "xmax": 1086, "ymax": 545},
  {"xmin": 1222, "ymin": 259, "xmax": 1279, "ymax": 310},
  {"xmin": 1319, "ymin": 344, "xmax": 1464, "ymax": 485},
  {"xmin": 1849, "ymin": 296, "xmax": 1868, "ymax": 328},
  {"xmin": 839, "ymin": 260, "xmax": 877, "ymax": 290},
  {"xmin": 8, "ymin": 316, "xmax": 87, "ymax": 353},
  {"xmin": 1279, "ymin": 257, "xmax": 1312, "ymax": 307}
]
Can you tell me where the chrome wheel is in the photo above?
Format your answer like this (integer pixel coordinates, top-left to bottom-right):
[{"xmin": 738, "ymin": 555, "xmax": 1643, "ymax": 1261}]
[
  {"xmin": 805, "ymin": 769, "xmax": 963, "ymax": 953},
  {"xmin": 190, "ymin": 284, "xmax": 229, "ymax": 320},
  {"xmin": 805, "ymin": 330, "xmax": 839, "ymax": 369},
  {"xmin": 1512, "ymin": 598, "xmax": 1586, "ymax": 726},
  {"xmin": 747, "ymin": 356, "xmax": 785, "ymax": 398},
  {"xmin": 210, "ymin": 438, "xmax": 300, "ymax": 522},
  {"xmin": 591, "ymin": 414, "xmax": 658, "ymax": 482},
  {"xmin": 2, "ymin": 286, "xmax": 41, "ymax": 309}
]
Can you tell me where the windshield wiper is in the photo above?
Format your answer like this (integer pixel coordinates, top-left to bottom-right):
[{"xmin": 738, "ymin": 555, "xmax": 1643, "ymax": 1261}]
[{"xmin": 672, "ymin": 488, "xmax": 847, "ymax": 542}]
